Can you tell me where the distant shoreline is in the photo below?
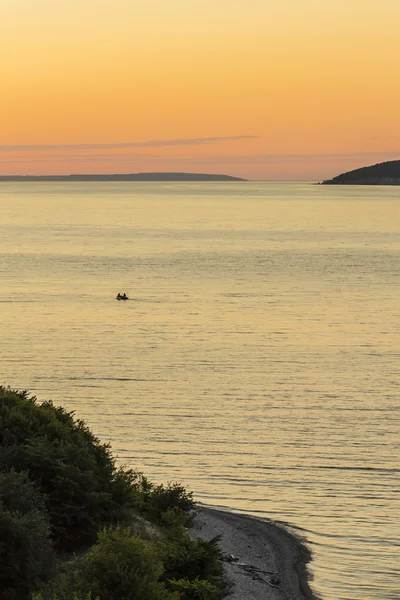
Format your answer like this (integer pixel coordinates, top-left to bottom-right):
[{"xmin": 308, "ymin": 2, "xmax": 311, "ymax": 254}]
[
  {"xmin": 321, "ymin": 159, "xmax": 400, "ymax": 185},
  {"xmin": 0, "ymin": 172, "xmax": 246, "ymax": 182}
]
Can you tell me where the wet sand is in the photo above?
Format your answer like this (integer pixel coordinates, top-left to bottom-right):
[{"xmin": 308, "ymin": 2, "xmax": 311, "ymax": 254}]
[{"xmin": 191, "ymin": 505, "xmax": 319, "ymax": 600}]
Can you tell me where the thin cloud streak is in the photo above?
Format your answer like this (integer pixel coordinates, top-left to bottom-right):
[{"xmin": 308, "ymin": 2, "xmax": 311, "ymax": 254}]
[
  {"xmin": 1, "ymin": 150, "xmax": 398, "ymax": 165},
  {"xmin": 0, "ymin": 136, "xmax": 256, "ymax": 153},
  {"xmin": 0, "ymin": 153, "xmax": 152, "ymax": 164},
  {"xmin": 202, "ymin": 151, "xmax": 400, "ymax": 163}
]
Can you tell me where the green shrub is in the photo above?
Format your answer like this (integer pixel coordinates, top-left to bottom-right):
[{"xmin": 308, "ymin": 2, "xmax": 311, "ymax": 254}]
[
  {"xmin": 167, "ymin": 577, "xmax": 221, "ymax": 600},
  {"xmin": 0, "ymin": 387, "xmax": 133, "ymax": 551},
  {"xmin": 162, "ymin": 535, "xmax": 227, "ymax": 599},
  {"xmin": 39, "ymin": 527, "xmax": 177, "ymax": 600},
  {"xmin": 0, "ymin": 468, "xmax": 48, "ymax": 516},
  {"xmin": 163, "ymin": 535, "xmax": 223, "ymax": 582},
  {"xmin": 0, "ymin": 388, "xmax": 228, "ymax": 600},
  {"xmin": 33, "ymin": 594, "xmax": 98, "ymax": 600},
  {"xmin": 0, "ymin": 471, "xmax": 54, "ymax": 599},
  {"xmin": 82, "ymin": 527, "xmax": 177, "ymax": 600},
  {"xmin": 121, "ymin": 472, "xmax": 195, "ymax": 527},
  {"xmin": 145, "ymin": 483, "xmax": 195, "ymax": 525}
]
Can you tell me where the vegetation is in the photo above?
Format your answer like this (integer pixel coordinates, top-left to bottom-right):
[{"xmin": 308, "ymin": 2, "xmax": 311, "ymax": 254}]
[
  {"xmin": 322, "ymin": 159, "xmax": 400, "ymax": 185},
  {"xmin": 0, "ymin": 470, "xmax": 54, "ymax": 599},
  {"xmin": 0, "ymin": 387, "xmax": 228, "ymax": 600}
]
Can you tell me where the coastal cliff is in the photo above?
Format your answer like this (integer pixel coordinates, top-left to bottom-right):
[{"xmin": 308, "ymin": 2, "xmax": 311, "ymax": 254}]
[{"xmin": 321, "ymin": 159, "xmax": 400, "ymax": 185}]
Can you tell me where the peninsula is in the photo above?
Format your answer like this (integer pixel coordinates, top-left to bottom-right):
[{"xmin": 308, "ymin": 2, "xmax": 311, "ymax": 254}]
[
  {"xmin": 0, "ymin": 172, "xmax": 246, "ymax": 182},
  {"xmin": 321, "ymin": 159, "xmax": 400, "ymax": 185}
]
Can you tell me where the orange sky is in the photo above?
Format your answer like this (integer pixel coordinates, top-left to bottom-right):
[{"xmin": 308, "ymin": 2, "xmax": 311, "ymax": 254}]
[{"xmin": 1, "ymin": 0, "xmax": 399, "ymax": 179}]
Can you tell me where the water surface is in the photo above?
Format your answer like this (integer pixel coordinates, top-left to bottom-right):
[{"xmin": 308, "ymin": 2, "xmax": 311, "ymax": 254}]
[{"xmin": 0, "ymin": 182, "xmax": 399, "ymax": 600}]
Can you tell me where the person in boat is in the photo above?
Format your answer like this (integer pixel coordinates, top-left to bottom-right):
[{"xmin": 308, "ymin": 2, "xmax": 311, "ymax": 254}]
[{"xmin": 122, "ymin": 292, "xmax": 127, "ymax": 299}]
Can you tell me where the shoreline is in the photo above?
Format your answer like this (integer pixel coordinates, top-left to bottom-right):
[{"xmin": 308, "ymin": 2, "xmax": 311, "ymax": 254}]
[{"xmin": 191, "ymin": 505, "xmax": 320, "ymax": 600}]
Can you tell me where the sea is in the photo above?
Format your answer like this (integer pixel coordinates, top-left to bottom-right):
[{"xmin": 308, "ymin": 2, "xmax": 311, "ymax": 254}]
[{"xmin": 0, "ymin": 181, "xmax": 399, "ymax": 600}]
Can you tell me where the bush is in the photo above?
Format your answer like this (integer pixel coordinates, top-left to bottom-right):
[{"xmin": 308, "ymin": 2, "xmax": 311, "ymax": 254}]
[
  {"xmin": 0, "ymin": 470, "xmax": 54, "ymax": 599},
  {"xmin": 167, "ymin": 578, "xmax": 221, "ymax": 600},
  {"xmin": 121, "ymin": 472, "xmax": 195, "ymax": 527},
  {"xmin": 162, "ymin": 535, "xmax": 226, "ymax": 596},
  {"xmin": 146, "ymin": 483, "xmax": 195, "ymax": 525},
  {"xmin": 82, "ymin": 527, "xmax": 177, "ymax": 600},
  {"xmin": 38, "ymin": 527, "xmax": 227, "ymax": 600},
  {"xmin": 0, "ymin": 387, "xmax": 228, "ymax": 600},
  {"xmin": 39, "ymin": 527, "xmax": 177, "ymax": 600},
  {"xmin": 33, "ymin": 594, "xmax": 97, "ymax": 600},
  {"xmin": 0, "ymin": 468, "xmax": 49, "ymax": 516},
  {"xmin": 0, "ymin": 387, "xmax": 133, "ymax": 551}
]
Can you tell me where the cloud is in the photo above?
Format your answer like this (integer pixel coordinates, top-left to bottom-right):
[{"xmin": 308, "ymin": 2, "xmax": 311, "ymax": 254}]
[
  {"xmin": 2, "ymin": 149, "xmax": 399, "ymax": 165},
  {"xmin": 0, "ymin": 152, "xmax": 151, "ymax": 164},
  {"xmin": 0, "ymin": 136, "xmax": 256, "ymax": 153},
  {"xmin": 191, "ymin": 150, "xmax": 400, "ymax": 164}
]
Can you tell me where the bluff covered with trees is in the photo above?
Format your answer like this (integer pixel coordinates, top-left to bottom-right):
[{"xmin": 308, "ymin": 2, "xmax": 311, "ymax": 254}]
[
  {"xmin": 322, "ymin": 159, "xmax": 400, "ymax": 185},
  {"xmin": 0, "ymin": 387, "xmax": 227, "ymax": 600}
]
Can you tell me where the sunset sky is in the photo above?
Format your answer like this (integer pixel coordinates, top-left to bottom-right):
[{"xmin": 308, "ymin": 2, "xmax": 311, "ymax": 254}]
[{"xmin": 1, "ymin": 0, "xmax": 399, "ymax": 180}]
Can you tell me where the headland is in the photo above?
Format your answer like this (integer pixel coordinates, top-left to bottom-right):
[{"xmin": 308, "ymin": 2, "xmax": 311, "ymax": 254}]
[{"xmin": 321, "ymin": 159, "xmax": 400, "ymax": 185}]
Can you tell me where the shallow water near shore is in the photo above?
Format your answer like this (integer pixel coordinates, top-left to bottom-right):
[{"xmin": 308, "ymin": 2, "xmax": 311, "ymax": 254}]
[{"xmin": 0, "ymin": 181, "xmax": 399, "ymax": 600}]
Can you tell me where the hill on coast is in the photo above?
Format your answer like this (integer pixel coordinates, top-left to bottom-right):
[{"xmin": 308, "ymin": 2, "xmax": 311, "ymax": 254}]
[
  {"xmin": 322, "ymin": 159, "xmax": 400, "ymax": 185},
  {"xmin": 0, "ymin": 172, "xmax": 246, "ymax": 182},
  {"xmin": 0, "ymin": 386, "xmax": 227, "ymax": 600}
]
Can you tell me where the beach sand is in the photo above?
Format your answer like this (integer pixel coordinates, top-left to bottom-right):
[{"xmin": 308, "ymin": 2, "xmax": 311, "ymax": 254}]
[{"xmin": 191, "ymin": 506, "xmax": 319, "ymax": 600}]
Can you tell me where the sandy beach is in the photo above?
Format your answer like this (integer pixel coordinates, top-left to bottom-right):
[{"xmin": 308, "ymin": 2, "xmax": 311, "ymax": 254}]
[{"xmin": 191, "ymin": 506, "xmax": 319, "ymax": 600}]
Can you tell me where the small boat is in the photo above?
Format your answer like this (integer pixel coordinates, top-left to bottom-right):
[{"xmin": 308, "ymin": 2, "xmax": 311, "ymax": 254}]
[{"xmin": 116, "ymin": 293, "xmax": 129, "ymax": 301}]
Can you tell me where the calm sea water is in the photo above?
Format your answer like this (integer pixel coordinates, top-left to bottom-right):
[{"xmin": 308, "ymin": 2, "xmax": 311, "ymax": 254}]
[{"xmin": 0, "ymin": 182, "xmax": 399, "ymax": 600}]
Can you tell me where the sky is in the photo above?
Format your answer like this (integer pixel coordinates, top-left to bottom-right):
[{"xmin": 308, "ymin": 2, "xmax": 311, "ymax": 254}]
[{"xmin": 1, "ymin": 0, "xmax": 400, "ymax": 180}]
